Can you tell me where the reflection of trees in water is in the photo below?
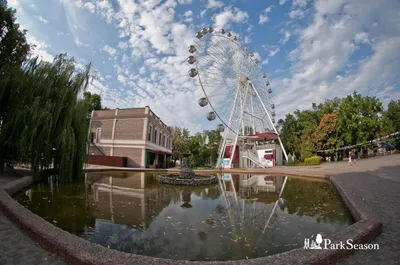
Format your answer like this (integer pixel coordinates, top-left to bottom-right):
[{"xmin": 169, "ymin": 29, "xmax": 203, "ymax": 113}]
[
  {"xmin": 279, "ymin": 178, "xmax": 353, "ymax": 224},
  {"xmin": 189, "ymin": 184, "xmax": 220, "ymax": 200},
  {"xmin": 16, "ymin": 182, "xmax": 96, "ymax": 235}
]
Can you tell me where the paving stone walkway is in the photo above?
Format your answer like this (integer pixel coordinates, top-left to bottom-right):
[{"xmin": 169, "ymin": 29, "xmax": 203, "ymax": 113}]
[
  {"xmin": 334, "ymin": 165, "xmax": 400, "ymax": 265},
  {"xmin": 267, "ymin": 154, "xmax": 400, "ymax": 265},
  {"xmin": 0, "ymin": 172, "xmax": 68, "ymax": 265}
]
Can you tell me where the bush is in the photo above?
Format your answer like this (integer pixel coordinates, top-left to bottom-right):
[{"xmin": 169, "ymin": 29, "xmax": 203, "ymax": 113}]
[{"xmin": 303, "ymin": 155, "xmax": 322, "ymax": 166}]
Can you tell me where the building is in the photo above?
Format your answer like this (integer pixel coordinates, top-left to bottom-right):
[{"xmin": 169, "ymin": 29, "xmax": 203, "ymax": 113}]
[
  {"xmin": 89, "ymin": 106, "xmax": 172, "ymax": 168},
  {"xmin": 85, "ymin": 171, "xmax": 178, "ymax": 229},
  {"xmin": 220, "ymin": 132, "xmax": 284, "ymax": 169}
]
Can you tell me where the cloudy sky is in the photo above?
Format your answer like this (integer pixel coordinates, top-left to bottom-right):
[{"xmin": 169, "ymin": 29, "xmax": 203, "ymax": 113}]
[{"xmin": 7, "ymin": 0, "xmax": 400, "ymax": 133}]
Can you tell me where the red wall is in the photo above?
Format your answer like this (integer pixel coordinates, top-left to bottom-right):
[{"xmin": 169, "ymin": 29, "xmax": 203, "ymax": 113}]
[
  {"xmin": 87, "ymin": 155, "xmax": 127, "ymax": 167},
  {"xmin": 225, "ymin": 145, "xmax": 240, "ymax": 168}
]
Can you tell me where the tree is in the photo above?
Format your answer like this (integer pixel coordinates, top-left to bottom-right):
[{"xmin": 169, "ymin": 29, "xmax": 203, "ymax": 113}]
[
  {"xmin": 0, "ymin": 54, "xmax": 95, "ymax": 182},
  {"xmin": 0, "ymin": 4, "xmax": 30, "ymax": 124},
  {"xmin": 385, "ymin": 100, "xmax": 400, "ymax": 131},
  {"xmin": 204, "ymin": 130, "xmax": 222, "ymax": 165},
  {"xmin": 171, "ymin": 126, "xmax": 190, "ymax": 165},
  {"xmin": 337, "ymin": 92, "xmax": 383, "ymax": 145},
  {"xmin": 187, "ymin": 132, "xmax": 208, "ymax": 167},
  {"xmin": 312, "ymin": 113, "xmax": 342, "ymax": 151},
  {"xmin": 299, "ymin": 128, "xmax": 315, "ymax": 159},
  {"xmin": 83, "ymin": 91, "xmax": 102, "ymax": 115},
  {"xmin": 0, "ymin": 6, "xmax": 29, "ymax": 71}
]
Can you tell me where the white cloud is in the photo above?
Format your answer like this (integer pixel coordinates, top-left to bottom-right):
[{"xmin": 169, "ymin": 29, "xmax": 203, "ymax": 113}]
[
  {"xmin": 279, "ymin": 31, "xmax": 291, "ymax": 44},
  {"xmin": 36, "ymin": 16, "xmax": 49, "ymax": 24},
  {"xmin": 269, "ymin": 47, "xmax": 280, "ymax": 57},
  {"xmin": 27, "ymin": 35, "xmax": 53, "ymax": 62},
  {"xmin": 279, "ymin": 0, "xmax": 288, "ymax": 5},
  {"xmin": 289, "ymin": 9, "xmax": 305, "ymax": 19},
  {"xmin": 214, "ymin": 7, "xmax": 249, "ymax": 30},
  {"xmin": 272, "ymin": 0, "xmax": 400, "ymax": 120},
  {"xmin": 259, "ymin": 6, "xmax": 273, "ymax": 24},
  {"xmin": 102, "ymin": 44, "xmax": 117, "ymax": 57},
  {"xmin": 8, "ymin": 0, "xmax": 25, "ymax": 15},
  {"xmin": 84, "ymin": 2, "xmax": 95, "ymax": 13},
  {"xmin": 118, "ymin": 42, "xmax": 129, "ymax": 50},
  {"xmin": 206, "ymin": 0, "xmax": 223, "ymax": 9},
  {"xmin": 74, "ymin": 37, "xmax": 89, "ymax": 47},
  {"xmin": 354, "ymin": 32, "xmax": 370, "ymax": 44},
  {"xmin": 261, "ymin": 58, "xmax": 269, "ymax": 65},
  {"xmin": 292, "ymin": 0, "xmax": 311, "ymax": 8},
  {"xmin": 183, "ymin": 10, "xmax": 193, "ymax": 22}
]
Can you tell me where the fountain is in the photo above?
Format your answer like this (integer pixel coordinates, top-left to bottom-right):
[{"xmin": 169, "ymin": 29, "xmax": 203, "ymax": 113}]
[{"xmin": 156, "ymin": 153, "xmax": 217, "ymax": 186}]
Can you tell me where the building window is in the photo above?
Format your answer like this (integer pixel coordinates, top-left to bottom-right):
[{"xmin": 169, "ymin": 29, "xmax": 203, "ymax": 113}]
[
  {"xmin": 159, "ymin": 132, "xmax": 162, "ymax": 146},
  {"xmin": 163, "ymin": 135, "xmax": 166, "ymax": 147},
  {"xmin": 148, "ymin": 125, "xmax": 152, "ymax": 141},
  {"xmin": 154, "ymin": 129, "xmax": 157, "ymax": 144},
  {"xmin": 95, "ymin": 128, "xmax": 101, "ymax": 143}
]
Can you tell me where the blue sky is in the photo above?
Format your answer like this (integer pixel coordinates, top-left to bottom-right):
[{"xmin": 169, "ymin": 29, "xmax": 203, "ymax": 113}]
[{"xmin": 7, "ymin": 0, "xmax": 400, "ymax": 133}]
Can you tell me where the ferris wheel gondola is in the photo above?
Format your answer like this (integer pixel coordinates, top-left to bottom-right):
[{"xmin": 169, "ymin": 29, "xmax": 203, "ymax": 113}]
[{"xmin": 187, "ymin": 27, "xmax": 288, "ymax": 167}]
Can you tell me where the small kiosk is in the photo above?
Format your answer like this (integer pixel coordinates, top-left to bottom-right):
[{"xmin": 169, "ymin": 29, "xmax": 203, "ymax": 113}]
[{"xmin": 220, "ymin": 132, "xmax": 283, "ymax": 168}]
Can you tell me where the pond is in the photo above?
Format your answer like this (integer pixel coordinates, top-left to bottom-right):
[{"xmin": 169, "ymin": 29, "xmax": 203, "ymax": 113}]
[{"xmin": 16, "ymin": 172, "xmax": 354, "ymax": 261}]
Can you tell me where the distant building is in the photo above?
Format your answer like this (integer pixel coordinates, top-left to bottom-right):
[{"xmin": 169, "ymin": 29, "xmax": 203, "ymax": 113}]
[{"xmin": 89, "ymin": 106, "xmax": 172, "ymax": 168}]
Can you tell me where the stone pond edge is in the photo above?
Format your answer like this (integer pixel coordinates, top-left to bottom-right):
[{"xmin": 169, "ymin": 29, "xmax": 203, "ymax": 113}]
[{"xmin": 0, "ymin": 173, "xmax": 382, "ymax": 265}]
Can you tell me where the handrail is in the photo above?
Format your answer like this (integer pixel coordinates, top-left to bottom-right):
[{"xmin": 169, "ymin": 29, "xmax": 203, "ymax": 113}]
[
  {"xmin": 242, "ymin": 150, "xmax": 267, "ymax": 168},
  {"xmin": 91, "ymin": 142, "xmax": 106, "ymax": 156}
]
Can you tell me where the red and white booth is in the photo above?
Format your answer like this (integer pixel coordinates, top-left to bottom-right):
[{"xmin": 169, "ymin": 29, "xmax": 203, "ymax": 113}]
[{"xmin": 237, "ymin": 132, "xmax": 284, "ymax": 167}]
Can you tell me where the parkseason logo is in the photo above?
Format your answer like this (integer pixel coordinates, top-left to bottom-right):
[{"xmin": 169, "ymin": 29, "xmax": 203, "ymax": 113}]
[{"xmin": 304, "ymin": 234, "xmax": 379, "ymax": 250}]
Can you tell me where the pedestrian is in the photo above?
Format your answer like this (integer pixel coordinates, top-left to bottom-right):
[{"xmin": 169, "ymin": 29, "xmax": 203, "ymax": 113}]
[
  {"xmin": 352, "ymin": 149, "xmax": 357, "ymax": 165},
  {"xmin": 348, "ymin": 150, "xmax": 352, "ymax": 166}
]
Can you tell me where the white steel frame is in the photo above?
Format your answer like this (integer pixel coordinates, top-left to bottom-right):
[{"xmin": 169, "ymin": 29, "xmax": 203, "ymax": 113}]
[{"xmin": 215, "ymin": 81, "xmax": 288, "ymax": 169}]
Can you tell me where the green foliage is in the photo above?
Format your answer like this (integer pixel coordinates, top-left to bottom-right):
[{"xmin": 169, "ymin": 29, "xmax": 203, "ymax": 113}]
[
  {"xmin": 299, "ymin": 129, "xmax": 315, "ymax": 160},
  {"xmin": 0, "ymin": 5, "xmax": 30, "ymax": 124},
  {"xmin": 171, "ymin": 126, "xmax": 190, "ymax": 162},
  {"xmin": 83, "ymin": 91, "xmax": 102, "ymax": 115},
  {"xmin": 287, "ymin": 153, "xmax": 296, "ymax": 165},
  {"xmin": 303, "ymin": 156, "xmax": 322, "ymax": 166},
  {"xmin": 0, "ymin": 5, "xmax": 30, "ymax": 72},
  {"xmin": 0, "ymin": 54, "xmax": 95, "ymax": 182},
  {"xmin": 171, "ymin": 127, "xmax": 222, "ymax": 167},
  {"xmin": 337, "ymin": 92, "xmax": 383, "ymax": 145},
  {"xmin": 312, "ymin": 113, "xmax": 343, "ymax": 152},
  {"xmin": 385, "ymin": 100, "xmax": 400, "ymax": 131},
  {"xmin": 279, "ymin": 92, "xmax": 393, "ymax": 157}
]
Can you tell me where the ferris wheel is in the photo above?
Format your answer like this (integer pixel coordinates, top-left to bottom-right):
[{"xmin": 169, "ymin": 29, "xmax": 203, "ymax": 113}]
[{"xmin": 187, "ymin": 27, "xmax": 288, "ymax": 168}]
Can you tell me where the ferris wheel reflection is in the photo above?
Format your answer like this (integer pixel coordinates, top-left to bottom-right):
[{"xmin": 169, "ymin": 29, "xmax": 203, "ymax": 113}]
[{"xmin": 216, "ymin": 173, "xmax": 288, "ymax": 242}]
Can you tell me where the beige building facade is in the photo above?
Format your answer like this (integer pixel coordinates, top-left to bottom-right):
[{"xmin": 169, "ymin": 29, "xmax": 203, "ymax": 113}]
[{"xmin": 89, "ymin": 106, "xmax": 172, "ymax": 168}]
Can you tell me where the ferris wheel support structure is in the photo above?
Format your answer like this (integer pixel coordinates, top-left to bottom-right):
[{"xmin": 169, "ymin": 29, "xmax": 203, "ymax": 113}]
[
  {"xmin": 227, "ymin": 81, "xmax": 250, "ymax": 169},
  {"xmin": 188, "ymin": 26, "xmax": 289, "ymax": 167},
  {"xmin": 216, "ymin": 86, "xmax": 241, "ymax": 168},
  {"xmin": 249, "ymin": 82, "xmax": 288, "ymax": 162}
]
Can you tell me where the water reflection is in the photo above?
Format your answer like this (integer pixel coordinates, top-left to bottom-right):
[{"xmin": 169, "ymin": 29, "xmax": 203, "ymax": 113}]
[{"xmin": 17, "ymin": 172, "xmax": 353, "ymax": 261}]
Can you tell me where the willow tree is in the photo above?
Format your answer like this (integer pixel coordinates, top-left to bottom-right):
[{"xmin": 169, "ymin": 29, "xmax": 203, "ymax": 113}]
[{"xmin": 0, "ymin": 54, "xmax": 94, "ymax": 182}]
